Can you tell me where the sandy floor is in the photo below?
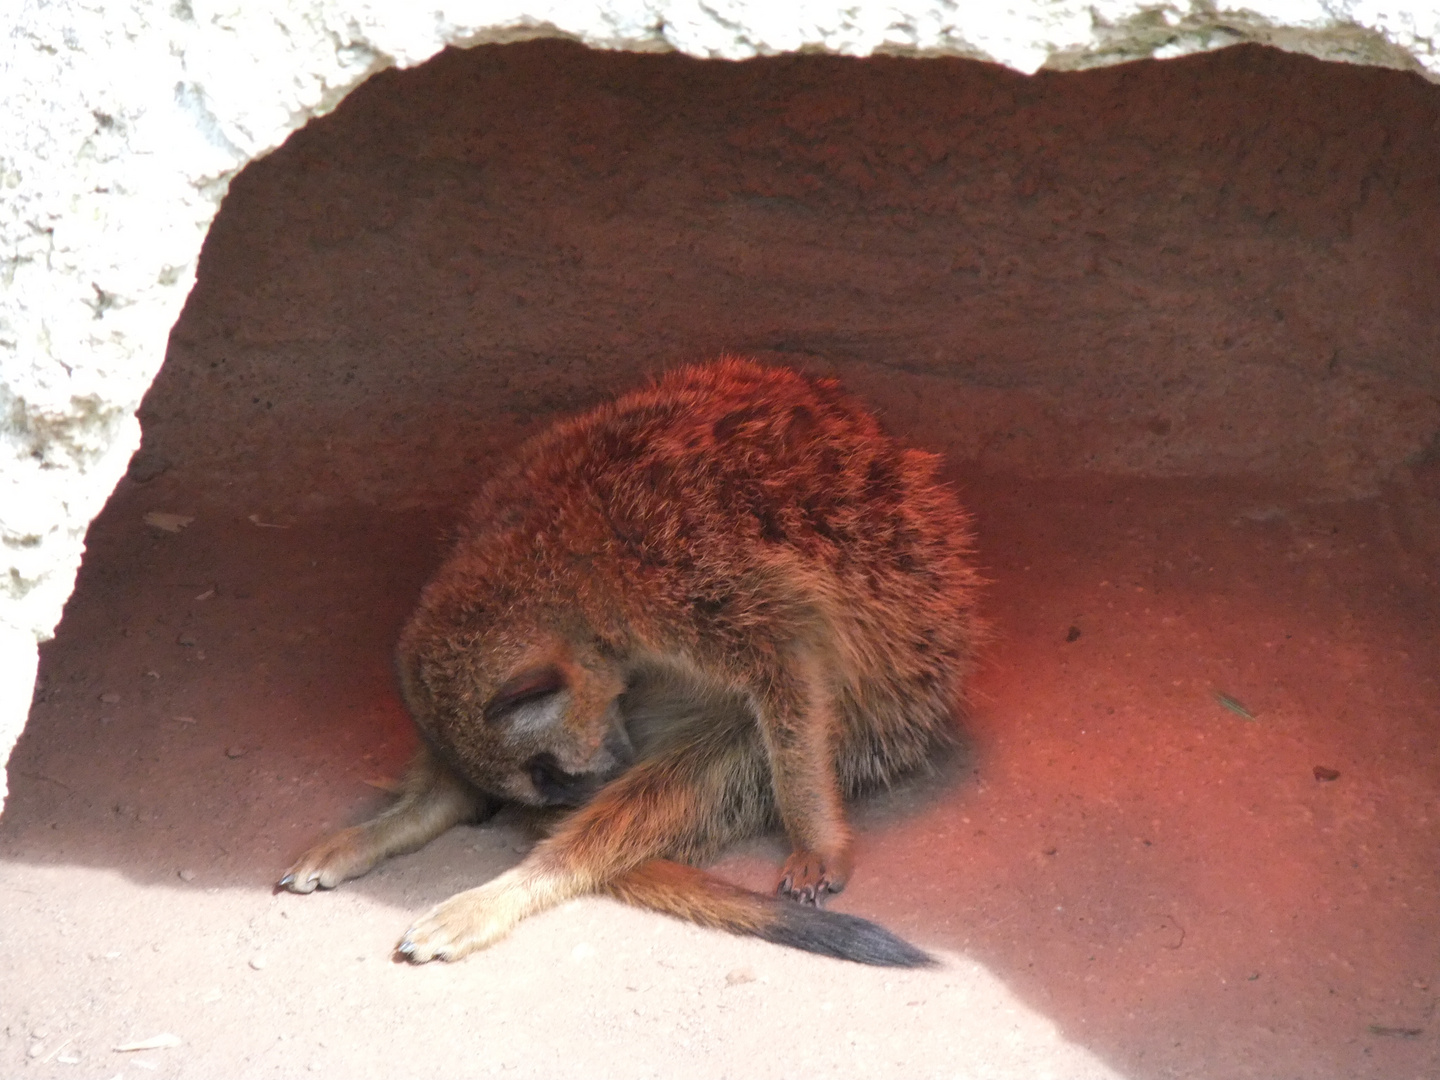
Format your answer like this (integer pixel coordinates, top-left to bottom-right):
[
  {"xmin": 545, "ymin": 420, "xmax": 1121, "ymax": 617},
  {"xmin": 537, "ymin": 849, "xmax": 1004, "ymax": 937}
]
[
  {"xmin": 4, "ymin": 37, "xmax": 1440, "ymax": 1080},
  {"xmin": 4, "ymin": 469, "xmax": 1438, "ymax": 1079}
]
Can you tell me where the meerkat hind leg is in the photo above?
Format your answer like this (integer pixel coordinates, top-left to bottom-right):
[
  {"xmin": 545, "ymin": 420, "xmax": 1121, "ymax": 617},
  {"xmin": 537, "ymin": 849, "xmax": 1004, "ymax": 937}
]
[
  {"xmin": 280, "ymin": 745, "xmax": 494, "ymax": 893},
  {"xmin": 398, "ymin": 736, "xmax": 762, "ymax": 962}
]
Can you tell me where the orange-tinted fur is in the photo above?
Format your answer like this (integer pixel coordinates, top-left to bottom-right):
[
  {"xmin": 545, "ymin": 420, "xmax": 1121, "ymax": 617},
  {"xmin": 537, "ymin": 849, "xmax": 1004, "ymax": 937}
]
[{"xmin": 281, "ymin": 358, "xmax": 981, "ymax": 965}]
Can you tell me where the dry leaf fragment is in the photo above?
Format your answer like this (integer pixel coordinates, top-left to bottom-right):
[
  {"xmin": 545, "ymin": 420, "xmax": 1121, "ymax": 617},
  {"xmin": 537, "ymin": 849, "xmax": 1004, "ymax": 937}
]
[
  {"xmin": 143, "ymin": 512, "xmax": 193, "ymax": 533},
  {"xmin": 1213, "ymin": 692, "xmax": 1255, "ymax": 720},
  {"xmin": 114, "ymin": 1033, "xmax": 182, "ymax": 1052}
]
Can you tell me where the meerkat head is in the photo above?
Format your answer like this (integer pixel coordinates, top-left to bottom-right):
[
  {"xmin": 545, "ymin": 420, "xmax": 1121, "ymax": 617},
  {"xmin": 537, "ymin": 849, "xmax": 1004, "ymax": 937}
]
[{"xmin": 396, "ymin": 601, "xmax": 633, "ymax": 808}]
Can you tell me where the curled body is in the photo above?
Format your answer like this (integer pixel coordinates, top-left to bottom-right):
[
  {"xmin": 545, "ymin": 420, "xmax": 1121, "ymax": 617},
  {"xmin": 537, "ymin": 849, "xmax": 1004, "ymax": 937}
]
[{"xmin": 281, "ymin": 358, "xmax": 982, "ymax": 966}]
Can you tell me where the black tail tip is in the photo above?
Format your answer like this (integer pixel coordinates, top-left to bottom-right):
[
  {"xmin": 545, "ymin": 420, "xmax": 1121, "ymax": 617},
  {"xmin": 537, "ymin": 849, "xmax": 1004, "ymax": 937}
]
[{"xmin": 762, "ymin": 903, "xmax": 937, "ymax": 968}]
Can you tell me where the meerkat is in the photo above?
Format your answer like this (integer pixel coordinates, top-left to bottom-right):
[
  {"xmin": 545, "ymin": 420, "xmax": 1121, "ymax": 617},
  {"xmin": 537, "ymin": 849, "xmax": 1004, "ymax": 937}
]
[{"xmin": 280, "ymin": 357, "xmax": 981, "ymax": 966}]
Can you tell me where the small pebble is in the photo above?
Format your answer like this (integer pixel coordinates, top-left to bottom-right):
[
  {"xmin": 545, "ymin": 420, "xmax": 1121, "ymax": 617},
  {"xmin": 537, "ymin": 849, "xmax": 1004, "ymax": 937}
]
[
  {"xmin": 178, "ymin": 868, "xmax": 196, "ymax": 882},
  {"xmin": 250, "ymin": 954, "xmax": 268, "ymax": 970},
  {"xmin": 99, "ymin": 692, "xmax": 121, "ymax": 704},
  {"xmin": 27, "ymin": 1043, "xmax": 44, "ymax": 1059},
  {"xmin": 31, "ymin": 1027, "xmax": 49, "ymax": 1040},
  {"xmin": 226, "ymin": 746, "xmax": 246, "ymax": 759},
  {"xmin": 1313, "ymin": 765, "xmax": 1340, "ymax": 782},
  {"xmin": 725, "ymin": 966, "xmax": 757, "ymax": 986},
  {"xmin": 177, "ymin": 633, "xmax": 197, "ymax": 647}
]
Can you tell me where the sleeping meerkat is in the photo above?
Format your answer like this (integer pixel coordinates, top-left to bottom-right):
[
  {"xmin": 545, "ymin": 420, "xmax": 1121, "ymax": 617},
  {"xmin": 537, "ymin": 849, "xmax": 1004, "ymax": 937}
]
[{"xmin": 280, "ymin": 357, "xmax": 981, "ymax": 966}]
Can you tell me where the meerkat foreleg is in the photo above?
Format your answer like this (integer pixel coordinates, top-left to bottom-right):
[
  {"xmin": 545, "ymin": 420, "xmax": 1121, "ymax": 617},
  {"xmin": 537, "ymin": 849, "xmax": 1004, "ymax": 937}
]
[
  {"xmin": 757, "ymin": 645, "xmax": 854, "ymax": 904},
  {"xmin": 280, "ymin": 745, "xmax": 495, "ymax": 893}
]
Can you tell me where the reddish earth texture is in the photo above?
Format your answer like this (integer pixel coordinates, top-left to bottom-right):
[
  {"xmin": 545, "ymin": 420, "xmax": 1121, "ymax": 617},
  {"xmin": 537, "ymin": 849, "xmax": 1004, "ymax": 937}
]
[{"xmin": 3, "ymin": 39, "xmax": 1439, "ymax": 1080}]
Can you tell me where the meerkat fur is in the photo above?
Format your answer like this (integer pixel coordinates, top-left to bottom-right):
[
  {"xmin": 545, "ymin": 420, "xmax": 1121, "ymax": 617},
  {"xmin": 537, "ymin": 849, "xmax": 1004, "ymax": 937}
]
[{"xmin": 281, "ymin": 357, "xmax": 982, "ymax": 966}]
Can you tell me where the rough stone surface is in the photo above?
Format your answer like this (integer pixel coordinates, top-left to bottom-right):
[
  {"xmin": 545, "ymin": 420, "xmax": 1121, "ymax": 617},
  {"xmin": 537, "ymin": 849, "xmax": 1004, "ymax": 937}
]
[
  {"xmin": 142, "ymin": 40, "xmax": 1440, "ymax": 514},
  {"xmin": 2, "ymin": 0, "xmax": 1439, "ymax": 802}
]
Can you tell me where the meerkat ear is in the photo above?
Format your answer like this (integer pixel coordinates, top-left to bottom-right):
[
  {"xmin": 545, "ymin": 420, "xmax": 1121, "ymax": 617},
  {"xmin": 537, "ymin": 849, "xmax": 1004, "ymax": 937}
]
[{"xmin": 484, "ymin": 665, "xmax": 567, "ymax": 729}]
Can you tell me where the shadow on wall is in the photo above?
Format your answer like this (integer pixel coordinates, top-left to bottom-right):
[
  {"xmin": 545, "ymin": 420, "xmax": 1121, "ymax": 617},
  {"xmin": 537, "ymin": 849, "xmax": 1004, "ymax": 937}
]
[{"xmin": 135, "ymin": 39, "xmax": 1440, "ymax": 509}]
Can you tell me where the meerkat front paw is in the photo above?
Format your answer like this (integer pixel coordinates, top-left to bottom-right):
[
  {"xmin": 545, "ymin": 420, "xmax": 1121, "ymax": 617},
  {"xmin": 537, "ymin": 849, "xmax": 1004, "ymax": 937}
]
[
  {"xmin": 278, "ymin": 826, "xmax": 384, "ymax": 893},
  {"xmin": 397, "ymin": 871, "xmax": 533, "ymax": 963},
  {"xmin": 776, "ymin": 847, "xmax": 853, "ymax": 906}
]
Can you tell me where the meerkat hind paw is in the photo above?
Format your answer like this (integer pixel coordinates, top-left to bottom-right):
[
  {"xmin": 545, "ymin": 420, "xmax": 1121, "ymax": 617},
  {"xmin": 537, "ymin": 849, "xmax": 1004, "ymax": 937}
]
[{"xmin": 397, "ymin": 886, "xmax": 523, "ymax": 963}]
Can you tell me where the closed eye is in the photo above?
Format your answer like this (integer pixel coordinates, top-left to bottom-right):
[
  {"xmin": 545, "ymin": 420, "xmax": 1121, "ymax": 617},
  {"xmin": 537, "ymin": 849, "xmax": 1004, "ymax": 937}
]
[{"xmin": 484, "ymin": 665, "xmax": 566, "ymax": 725}]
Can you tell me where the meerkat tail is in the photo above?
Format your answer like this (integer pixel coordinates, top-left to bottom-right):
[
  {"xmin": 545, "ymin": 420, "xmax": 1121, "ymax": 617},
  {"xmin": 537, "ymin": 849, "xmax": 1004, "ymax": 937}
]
[{"xmin": 604, "ymin": 860, "xmax": 935, "ymax": 968}]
